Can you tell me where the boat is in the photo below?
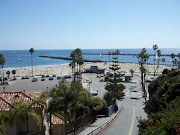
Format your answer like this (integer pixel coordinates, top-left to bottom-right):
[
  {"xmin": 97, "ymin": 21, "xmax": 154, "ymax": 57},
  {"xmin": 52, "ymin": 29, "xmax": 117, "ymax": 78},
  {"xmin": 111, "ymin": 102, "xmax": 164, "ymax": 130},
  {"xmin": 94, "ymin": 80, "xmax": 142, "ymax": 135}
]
[
  {"xmin": 17, "ymin": 59, "xmax": 22, "ymax": 61},
  {"xmin": 99, "ymin": 53, "xmax": 103, "ymax": 58}
]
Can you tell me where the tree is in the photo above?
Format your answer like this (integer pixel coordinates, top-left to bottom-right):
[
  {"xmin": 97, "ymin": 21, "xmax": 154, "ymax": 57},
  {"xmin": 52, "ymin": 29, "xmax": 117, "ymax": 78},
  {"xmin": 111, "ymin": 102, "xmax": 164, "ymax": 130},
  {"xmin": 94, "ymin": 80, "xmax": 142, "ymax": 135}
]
[
  {"xmin": 11, "ymin": 100, "xmax": 43, "ymax": 134},
  {"xmin": 6, "ymin": 71, "xmax": 10, "ymax": 79},
  {"xmin": 156, "ymin": 49, "xmax": 161, "ymax": 74},
  {"xmin": 29, "ymin": 48, "xmax": 35, "ymax": 77},
  {"xmin": 153, "ymin": 44, "xmax": 158, "ymax": 76},
  {"xmin": 0, "ymin": 54, "xmax": 6, "ymax": 84},
  {"xmin": 12, "ymin": 70, "xmax": 16, "ymax": 77},
  {"xmin": 170, "ymin": 53, "xmax": 175, "ymax": 68},
  {"xmin": 129, "ymin": 69, "xmax": 134, "ymax": 77},
  {"xmin": 105, "ymin": 50, "xmax": 125, "ymax": 104},
  {"xmin": 137, "ymin": 48, "xmax": 149, "ymax": 93},
  {"xmin": 108, "ymin": 52, "xmax": 111, "ymax": 71},
  {"xmin": 70, "ymin": 48, "xmax": 84, "ymax": 81}
]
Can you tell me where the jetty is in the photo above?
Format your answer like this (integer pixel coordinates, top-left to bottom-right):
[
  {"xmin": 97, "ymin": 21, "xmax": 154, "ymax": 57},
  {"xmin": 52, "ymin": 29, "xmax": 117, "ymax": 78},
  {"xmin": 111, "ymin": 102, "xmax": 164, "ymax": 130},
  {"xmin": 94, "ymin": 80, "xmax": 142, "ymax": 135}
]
[
  {"xmin": 82, "ymin": 53, "xmax": 175, "ymax": 56},
  {"xmin": 39, "ymin": 55, "xmax": 104, "ymax": 62}
]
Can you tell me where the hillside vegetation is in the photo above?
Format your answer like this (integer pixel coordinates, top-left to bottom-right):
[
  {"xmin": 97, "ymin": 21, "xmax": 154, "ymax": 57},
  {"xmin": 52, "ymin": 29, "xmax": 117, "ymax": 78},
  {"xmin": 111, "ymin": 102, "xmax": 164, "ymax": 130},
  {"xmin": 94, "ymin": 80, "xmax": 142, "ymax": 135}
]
[{"xmin": 138, "ymin": 69, "xmax": 180, "ymax": 135}]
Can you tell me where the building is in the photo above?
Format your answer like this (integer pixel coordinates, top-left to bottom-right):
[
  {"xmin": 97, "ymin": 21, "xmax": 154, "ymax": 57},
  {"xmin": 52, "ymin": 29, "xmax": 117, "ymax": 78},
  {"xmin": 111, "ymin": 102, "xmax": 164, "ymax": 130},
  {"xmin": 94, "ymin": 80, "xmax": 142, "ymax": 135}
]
[
  {"xmin": 0, "ymin": 91, "xmax": 64, "ymax": 135},
  {"xmin": 84, "ymin": 65, "xmax": 106, "ymax": 74}
]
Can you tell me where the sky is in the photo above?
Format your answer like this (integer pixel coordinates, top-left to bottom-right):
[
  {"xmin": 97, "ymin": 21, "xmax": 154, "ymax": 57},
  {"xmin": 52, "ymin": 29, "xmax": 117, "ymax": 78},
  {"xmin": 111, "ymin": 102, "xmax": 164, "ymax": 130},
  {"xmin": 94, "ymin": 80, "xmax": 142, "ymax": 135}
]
[{"xmin": 0, "ymin": 0, "xmax": 180, "ymax": 50}]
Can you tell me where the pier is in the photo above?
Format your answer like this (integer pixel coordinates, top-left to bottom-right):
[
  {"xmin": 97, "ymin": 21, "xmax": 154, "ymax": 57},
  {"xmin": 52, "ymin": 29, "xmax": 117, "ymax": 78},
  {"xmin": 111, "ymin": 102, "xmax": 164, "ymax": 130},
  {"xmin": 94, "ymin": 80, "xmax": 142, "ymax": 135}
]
[{"xmin": 82, "ymin": 53, "xmax": 175, "ymax": 56}]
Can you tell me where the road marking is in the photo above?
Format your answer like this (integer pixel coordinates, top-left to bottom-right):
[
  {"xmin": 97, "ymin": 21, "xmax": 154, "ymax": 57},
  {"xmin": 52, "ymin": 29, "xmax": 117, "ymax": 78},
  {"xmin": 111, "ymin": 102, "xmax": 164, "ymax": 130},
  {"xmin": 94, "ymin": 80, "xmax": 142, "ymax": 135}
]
[{"xmin": 128, "ymin": 107, "xmax": 135, "ymax": 135}]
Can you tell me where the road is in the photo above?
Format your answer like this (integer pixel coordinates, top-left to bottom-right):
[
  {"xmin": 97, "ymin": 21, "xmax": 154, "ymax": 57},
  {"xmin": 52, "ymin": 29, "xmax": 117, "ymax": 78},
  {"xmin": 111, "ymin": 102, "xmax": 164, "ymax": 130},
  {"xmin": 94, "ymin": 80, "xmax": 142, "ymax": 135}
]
[{"xmin": 99, "ymin": 74, "xmax": 147, "ymax": 135}]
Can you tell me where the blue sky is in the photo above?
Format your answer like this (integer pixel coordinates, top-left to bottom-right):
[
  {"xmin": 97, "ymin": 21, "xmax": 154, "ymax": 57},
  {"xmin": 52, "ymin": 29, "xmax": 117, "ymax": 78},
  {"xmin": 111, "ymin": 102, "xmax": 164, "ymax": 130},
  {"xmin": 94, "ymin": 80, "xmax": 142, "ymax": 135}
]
[{"xmin": 0, "ymin": 0, "xmax": 180, "ymax": 50}]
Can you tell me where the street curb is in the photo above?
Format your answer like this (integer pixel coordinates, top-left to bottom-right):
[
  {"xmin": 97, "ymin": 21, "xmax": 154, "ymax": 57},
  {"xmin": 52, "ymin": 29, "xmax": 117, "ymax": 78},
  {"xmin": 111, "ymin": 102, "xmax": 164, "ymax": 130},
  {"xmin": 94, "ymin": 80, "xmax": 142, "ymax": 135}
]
[
  {"xmin": 94, "ymin": 106, "xmax": 123, "ymax": 135},
  {"xmin": 85, "ymin": 106, "xmax": 123, "ymax": 135}
]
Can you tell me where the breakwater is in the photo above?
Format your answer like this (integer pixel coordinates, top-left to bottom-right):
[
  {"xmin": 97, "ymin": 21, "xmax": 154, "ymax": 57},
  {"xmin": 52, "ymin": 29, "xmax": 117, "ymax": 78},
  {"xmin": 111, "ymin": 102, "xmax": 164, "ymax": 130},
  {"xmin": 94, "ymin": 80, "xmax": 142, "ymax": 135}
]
[
  {"xmin": 39, "ymin": 55, "xmax": 104, "ymax": 62},
  {"xmin": 82, "ymin": 53, "xmax": 175, "ymax": 56}
]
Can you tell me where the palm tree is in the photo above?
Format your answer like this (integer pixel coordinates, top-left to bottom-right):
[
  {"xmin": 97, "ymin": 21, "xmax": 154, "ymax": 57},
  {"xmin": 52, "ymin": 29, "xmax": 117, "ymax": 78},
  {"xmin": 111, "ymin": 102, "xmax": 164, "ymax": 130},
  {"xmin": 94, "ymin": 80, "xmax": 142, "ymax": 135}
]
[
  {"xmin": 170, "ymin": 53, "xmax": 175, "ymax": 68},
  {"xmin": 6, "ymin": 71, "xmax": 10, "ymax": 79},
  {"xmin": 0, "ymin": 54, "xmax": 6, "ymax": 84},
  {"xmin": 108, "ymin": 52, "xmax": 111, "ymax": 71},
  {"xmin": 129, "ymin": 69, "xmax": 134, "ymax": 77},
  {"xmin": 12, "ymin": 100, "xmax": 43, "ymax": 134},
  {"xmin": 29, "ymin": 48, "xmax": 35, "ymax": 77},
  {"xmin": 153, "ymin": 44, "xmax": 158, "ymax": 76},
  {"xmin": 12, "ymin": 70, "xmax": 16, "ymax": 78},
  {"xmin": 156, "ymin": 50, "xmax": 161, "ymax": 74}
]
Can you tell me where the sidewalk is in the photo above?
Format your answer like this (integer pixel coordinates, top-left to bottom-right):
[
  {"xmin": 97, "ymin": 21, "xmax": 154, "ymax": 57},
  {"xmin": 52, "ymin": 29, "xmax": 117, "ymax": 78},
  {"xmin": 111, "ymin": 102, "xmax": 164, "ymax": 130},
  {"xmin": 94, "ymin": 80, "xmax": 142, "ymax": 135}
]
[{"xmin": 78, "ymin": 105, "xmax": 123, "ymax": 135}]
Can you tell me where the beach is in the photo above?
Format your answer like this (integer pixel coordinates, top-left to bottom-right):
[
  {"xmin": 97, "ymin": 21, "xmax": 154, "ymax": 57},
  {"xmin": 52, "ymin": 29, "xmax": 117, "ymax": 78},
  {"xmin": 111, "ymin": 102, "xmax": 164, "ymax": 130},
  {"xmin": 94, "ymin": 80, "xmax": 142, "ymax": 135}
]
[{"xmin": 2, "ymin": 62, "xmax": 175, "ymax": 78}]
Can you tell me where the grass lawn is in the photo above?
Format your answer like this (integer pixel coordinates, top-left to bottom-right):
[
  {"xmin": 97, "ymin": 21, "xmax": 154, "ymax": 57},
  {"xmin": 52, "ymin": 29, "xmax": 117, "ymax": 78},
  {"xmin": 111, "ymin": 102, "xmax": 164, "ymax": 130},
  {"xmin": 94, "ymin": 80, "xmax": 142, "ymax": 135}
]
[{"xmin": 147, "ymin": 74, "xmax": 162, "ymax": 76}]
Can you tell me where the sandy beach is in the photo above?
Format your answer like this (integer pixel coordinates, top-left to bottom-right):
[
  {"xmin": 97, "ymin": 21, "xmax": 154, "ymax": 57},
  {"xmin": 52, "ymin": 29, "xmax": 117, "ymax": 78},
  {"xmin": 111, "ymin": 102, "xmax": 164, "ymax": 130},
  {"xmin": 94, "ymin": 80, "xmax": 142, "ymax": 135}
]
[{"xmin": 2, "ymin": 62, "xmax": 175, "ymax": 78}]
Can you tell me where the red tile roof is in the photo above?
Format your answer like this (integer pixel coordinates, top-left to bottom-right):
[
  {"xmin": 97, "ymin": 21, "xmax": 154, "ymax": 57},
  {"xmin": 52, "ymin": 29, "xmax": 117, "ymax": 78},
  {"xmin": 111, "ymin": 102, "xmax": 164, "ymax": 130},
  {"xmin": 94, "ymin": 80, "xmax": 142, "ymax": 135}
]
[
  {"xmin": 0, "ymin": 91, "xmax": 64, "ymax": 125},
  {"xmin": 0, "ymin": 91, "xmax": 44, "ymax": 111},
  {"xmin": 51, "ymin": 114, "xmax": 64, "ymax": 125}
]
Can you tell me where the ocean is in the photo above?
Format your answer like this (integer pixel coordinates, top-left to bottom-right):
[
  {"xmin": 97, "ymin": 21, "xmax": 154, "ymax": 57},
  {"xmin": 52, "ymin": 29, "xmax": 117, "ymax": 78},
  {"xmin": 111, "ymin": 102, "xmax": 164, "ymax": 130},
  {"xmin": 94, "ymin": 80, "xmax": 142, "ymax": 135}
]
[{"xmin": 0, "ymin": 48, "xmax": 180, "ymax": 70}]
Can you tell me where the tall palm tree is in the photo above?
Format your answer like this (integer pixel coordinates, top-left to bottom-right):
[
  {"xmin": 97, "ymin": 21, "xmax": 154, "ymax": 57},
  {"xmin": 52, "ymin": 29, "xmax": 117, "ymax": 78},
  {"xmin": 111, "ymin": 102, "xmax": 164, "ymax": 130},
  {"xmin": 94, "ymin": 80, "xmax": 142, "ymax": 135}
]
[
  {"xmin": 12, "ymin": 70, "xmax": 16, "ymax": 78},
  {"xmin": 6, "ymin": 71, "xmax": 10, "ymax": 79},
  {"xmin": 12, "ymin": 100, "xmax": 42, "ymax": 134},
  {"xmin": 153, "ymin": 44, "xmax": 158, "ymax": 76},
  {"xmin": 170, "ymin": 53, "xmax": 175, "ymax": 68},
  {"xmin": 0, "ymin": 54, "xmax": 6, "ymax": 84},
  {"xmin": 156, "ymin": 50, "xmax": 161, "ymax": 74},
  {"xmin": 29, "ymin": 48, "xmax": 35, "ymax": 77},
  {"xmin": 108, "ymin": 52, "xmax": 111, "ymax": 71}
]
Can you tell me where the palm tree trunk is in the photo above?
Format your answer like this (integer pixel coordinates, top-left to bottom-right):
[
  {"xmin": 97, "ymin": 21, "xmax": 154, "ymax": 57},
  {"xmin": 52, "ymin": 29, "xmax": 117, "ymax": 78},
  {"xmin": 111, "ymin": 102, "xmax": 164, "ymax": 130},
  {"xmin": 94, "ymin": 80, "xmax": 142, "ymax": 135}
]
[
  {"xmin": 2, "ymin": 66, "xmax": 4, "ymax": 84},
  {"xmin": 31, "ymin": 54, "xmax": 33, "ymax": 77},
  {"xmin": 154, "ymin": 52, "xmax": 155, "ymax": 76}
]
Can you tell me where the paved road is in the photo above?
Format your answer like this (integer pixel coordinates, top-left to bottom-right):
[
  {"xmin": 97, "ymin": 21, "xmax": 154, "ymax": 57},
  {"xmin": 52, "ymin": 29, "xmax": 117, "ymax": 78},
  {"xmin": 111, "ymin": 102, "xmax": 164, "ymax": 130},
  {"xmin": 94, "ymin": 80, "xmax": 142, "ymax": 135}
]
[{"xmin": 98, "ymin": 74, "xmax": 147, "ymax": 135}]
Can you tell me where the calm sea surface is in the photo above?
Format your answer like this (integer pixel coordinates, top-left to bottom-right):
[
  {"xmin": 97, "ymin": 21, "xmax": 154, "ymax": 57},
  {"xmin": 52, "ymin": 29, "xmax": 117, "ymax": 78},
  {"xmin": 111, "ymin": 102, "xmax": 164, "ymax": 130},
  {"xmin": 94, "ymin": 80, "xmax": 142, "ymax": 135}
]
[{"xmin": 0, "ymin": 48, "xmax": 180, "ymax": 70}]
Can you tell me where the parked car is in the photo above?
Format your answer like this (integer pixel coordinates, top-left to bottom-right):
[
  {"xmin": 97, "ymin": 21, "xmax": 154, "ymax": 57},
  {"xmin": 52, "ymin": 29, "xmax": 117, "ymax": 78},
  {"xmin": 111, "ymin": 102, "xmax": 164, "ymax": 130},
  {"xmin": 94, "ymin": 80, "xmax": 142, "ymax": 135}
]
[
  {"xmin": 57, "ymin": 76, "xmax": 61, "ymax": 80},
  {"xmin": 32, "ymin": 77, "xmax": 38, "ymax": 82},
  {"xmin": 22, "ymin": 76, "xmax": 26, "ymax": 79},
  {"xmin": 41, "ymin": 75, "xmax": 45, "ymax": 78},
  {"xmin": 0, "ymin": 77, "xmax": 1, "ymax": 81},
  {"xmin": 4, "ymin": 77, "xmax": 8, "ymax": 81},
  {"xmin": 52, "ymin": 74, "xmax": 56, "ymax": 77},
  {"xmin": 49, "ymin": 77, "xmax": 53, "ymax": 80},
  {"xmin": 64, "ymin": 75, "xmax": 72, "ymax": 79},
  {"xmin": 25, "ymin": 76, "xmax": 29, "ymax": 79},
  {"xmin": 13, "ymin": 77, "xmax": 17, "ymax": 80},
  {"xmin": 46, "ymin": 75, "xmax": 50, "ymax": 77},
  {"xmin": 41, "ymin": 78, "xmax": 45, "ymax": 81}
]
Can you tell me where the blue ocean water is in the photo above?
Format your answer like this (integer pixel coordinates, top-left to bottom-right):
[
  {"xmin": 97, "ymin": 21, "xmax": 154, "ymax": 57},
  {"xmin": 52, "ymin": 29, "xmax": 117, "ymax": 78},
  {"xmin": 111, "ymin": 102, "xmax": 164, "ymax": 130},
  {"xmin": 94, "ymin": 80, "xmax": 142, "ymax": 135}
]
[{"xmin": 0, "ymin": 48, "xmax": 180, "ymax": 70}]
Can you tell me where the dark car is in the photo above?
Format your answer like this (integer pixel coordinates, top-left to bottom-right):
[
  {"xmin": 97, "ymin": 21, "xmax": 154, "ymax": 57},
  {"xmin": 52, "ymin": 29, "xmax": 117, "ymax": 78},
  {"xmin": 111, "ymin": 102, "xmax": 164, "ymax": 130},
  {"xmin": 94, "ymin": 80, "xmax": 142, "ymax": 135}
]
[
  {"xmin": 49, "ymin": 77, "xmax": 53, "ymax": 80},
  {"xmin": 52, "ymin": 74, "xmax": 56, "ymax": 77},
  {"xmin": 22, "ymin": 76, "xmax": 26, "ymax": 79},
  {"xmin": 4, "ymin": 77, "xmax": 8, "ymax": 81},
  {"xmin": 64, "ymin": 75, "xmax": 72, "ymax": 79},
  {"xmin": 26, "ymin": 76, "xmax": 29, "ymax": 79},
  {"xmin": 46, "ymin": 75, "xmax": 50, "ymax": 77},
  {"xmin": 57, "ymin": 76, "xmax": 61, "ymax": 80},
  {"xmin": 41, "ymin": 78, "xmax": 45, "ymax": 81},
  {"xmin": 0, "ymin": 77, "xmax": 1, "ymax": 81},
  {"xmin": 41, "ymin": 75, "xmax": 45, "ymax": 78},
  {"xmin": 13, "ymin": 77, "xmax": 17, "ymax": 80}
]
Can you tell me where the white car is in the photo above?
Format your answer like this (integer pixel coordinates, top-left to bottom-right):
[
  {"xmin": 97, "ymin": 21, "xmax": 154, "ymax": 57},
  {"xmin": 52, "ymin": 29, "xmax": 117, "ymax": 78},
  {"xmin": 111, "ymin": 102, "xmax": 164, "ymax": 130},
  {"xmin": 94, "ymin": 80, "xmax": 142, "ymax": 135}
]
[{"xmin": 32, "ymin": 77, "xmax": 38, "ymax": 82}]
